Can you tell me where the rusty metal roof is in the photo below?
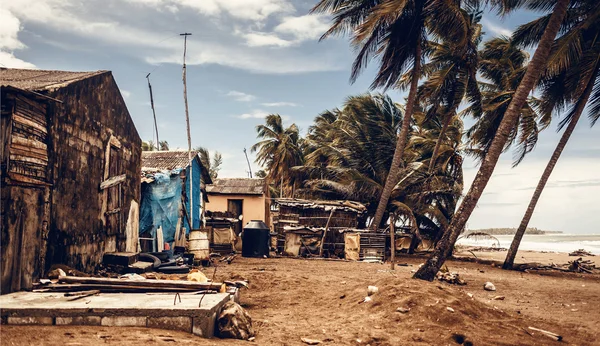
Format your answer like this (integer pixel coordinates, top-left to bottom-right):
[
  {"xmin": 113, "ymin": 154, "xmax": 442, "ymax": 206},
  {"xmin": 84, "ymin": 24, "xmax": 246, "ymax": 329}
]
[
  {"xmin": 0, "ymin": 68, "xmax": 107, "ymax": 91},
  {"xmin": 206, "ymin": 178, "xmax": 266, "ymax": 195},
  {"xmin": 141, "ymin": 150, "xmax": 200, "ymax": 171}
]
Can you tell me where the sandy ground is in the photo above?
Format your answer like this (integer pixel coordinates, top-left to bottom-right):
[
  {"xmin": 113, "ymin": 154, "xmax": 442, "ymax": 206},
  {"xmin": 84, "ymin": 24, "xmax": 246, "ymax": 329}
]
[
  {"xmin": 454, "ymin": 247, "xmax": 596, "ymax": 265},
  {"xmin": 2, "ymin": 254, "xmax": 600, "ymax": 346}
]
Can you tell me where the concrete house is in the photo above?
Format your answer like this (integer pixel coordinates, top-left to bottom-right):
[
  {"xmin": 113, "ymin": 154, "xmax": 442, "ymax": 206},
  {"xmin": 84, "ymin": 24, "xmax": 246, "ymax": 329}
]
[
  {"xmin": 139, "ymin": 150, "xmax": 211, "ymax": 250},
  {"xmin": 205, "ymin": 178, "xmax": 270, "ymax": 238},
  {"xmin": 0, "ymin": 68, "xmax": 141, "ymax": 293}
]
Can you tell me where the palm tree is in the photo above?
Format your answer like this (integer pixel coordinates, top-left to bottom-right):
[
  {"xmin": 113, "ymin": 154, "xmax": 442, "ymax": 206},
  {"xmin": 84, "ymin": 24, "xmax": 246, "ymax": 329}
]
[
  {"xmin": 416, "ymin": 3, "xmax": 483, "ymax": 174},
  {"xmin": 196, "ymin": 147, "xmax": 223, "ymax": 181},
  {"xmin": 142, "ymin": 140, "xmax": 155, "ymax": 151},
  {"xmin": 463, "ymin": 37, "xmax": 548, "ymax": 166},
  {"xmin": 313, "ymin": 0, "xmax": 468, "ymax": 230},
  {"xmin": 159, "ymin": 141, "xmax": 169, "ymax": 151},
  {"xmin": 503, "ymin": 0, "xmax": 600, "ymax": 269},
  {"xmin": 296, "ymin": 94, "xmax": 463, "ymax": 244},
  {"xmin": 251, "ymin": 114, "xmax": 304, "ymax": 198},
  {"xmin": 414, "ymin": 0, "xmax": 571, "ymax": 281}
]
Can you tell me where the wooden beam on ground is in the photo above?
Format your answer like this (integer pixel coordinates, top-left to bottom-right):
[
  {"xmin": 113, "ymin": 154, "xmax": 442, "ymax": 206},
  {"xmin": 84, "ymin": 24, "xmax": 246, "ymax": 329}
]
[{"xmin": 58, "ymin": 276, "xmax": 224, "ymax": 291}]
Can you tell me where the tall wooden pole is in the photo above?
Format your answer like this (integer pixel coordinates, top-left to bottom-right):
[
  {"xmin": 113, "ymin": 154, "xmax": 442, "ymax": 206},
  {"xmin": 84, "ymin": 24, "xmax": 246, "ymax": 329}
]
[
  {"xmin": 146, "ymin": 73, "xmax": 160, "ymax": 150},
  {"xmin": 181, "ymin": 32, "xmax": 193, "ymax": 229},
  {"xmin": 390, "ymin": 214, "xmax": 395, "ymax": 270}
]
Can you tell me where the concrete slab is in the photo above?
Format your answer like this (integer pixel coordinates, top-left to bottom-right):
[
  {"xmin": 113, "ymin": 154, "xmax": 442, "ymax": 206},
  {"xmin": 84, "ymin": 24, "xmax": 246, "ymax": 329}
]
[{"xmin": 0, "ymin": 292, "xmax": 230, "ymax": 338}]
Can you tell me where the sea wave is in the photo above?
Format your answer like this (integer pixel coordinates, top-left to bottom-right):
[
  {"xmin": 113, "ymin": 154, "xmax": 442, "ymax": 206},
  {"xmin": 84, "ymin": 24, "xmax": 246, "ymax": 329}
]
[{"xmin": 456, "ymin": 234, "xmax": 600, "ymax": 254}]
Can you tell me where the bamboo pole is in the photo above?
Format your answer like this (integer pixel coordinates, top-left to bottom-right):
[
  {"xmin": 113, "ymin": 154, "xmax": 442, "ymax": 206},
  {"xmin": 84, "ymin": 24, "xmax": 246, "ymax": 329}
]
[{"xmin": 318, "ymin": 208, "xmax": 336, "ymax": 257}]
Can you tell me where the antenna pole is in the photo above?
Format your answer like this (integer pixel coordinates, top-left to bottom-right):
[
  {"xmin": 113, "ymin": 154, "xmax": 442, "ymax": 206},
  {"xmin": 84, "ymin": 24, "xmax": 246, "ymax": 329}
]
[
  {"xmin": 146, "ymin": 73, "xmax": 160, "ymax": 150},
  {"xmin": 181, "ymin": 32, "xmax": 194, "ymax": 229},
  {"xmin": 243, "ymin": 148, "xmax": 253, "ymax": 178}
]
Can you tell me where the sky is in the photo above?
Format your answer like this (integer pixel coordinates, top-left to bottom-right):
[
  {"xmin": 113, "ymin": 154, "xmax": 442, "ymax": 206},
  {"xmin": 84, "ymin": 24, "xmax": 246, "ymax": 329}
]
[{"xmin": 2, "ymin": 0, "xmax": 599, "ymax": 234}]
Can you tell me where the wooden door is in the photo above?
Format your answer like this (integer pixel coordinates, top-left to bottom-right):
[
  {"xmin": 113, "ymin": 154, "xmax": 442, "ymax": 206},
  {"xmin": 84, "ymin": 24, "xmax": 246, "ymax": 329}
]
[
  {"xmin": 105, "ymin": 146, "xmax": 122, "ymax": 243},
  {"xmin": 227, "ymin": 199, "xmax": 243, "ymax": 235}
]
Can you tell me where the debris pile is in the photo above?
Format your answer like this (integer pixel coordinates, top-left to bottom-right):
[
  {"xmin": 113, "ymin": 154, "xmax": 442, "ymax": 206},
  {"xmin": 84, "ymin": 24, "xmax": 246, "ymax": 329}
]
[
  {"xmin": 569, "ymin": 249, "xmax": 595, "ymax": 257},
  {"xmin": 522, "ymin": 258, "xmax": 598, "ymax": 274},
  {"xmin": 436, "ymin": 271, "xmax": 467, "ymax": 285},
  {"xmin": 217, "ymin": 301, "xmax": 255, "ymax": 340}
]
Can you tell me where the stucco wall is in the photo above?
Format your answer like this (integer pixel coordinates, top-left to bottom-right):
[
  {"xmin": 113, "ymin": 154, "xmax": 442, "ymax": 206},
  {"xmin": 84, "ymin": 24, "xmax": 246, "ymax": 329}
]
[{"xmin": 205, "ymin": 194, "xmax": 268, "ymax": 228}]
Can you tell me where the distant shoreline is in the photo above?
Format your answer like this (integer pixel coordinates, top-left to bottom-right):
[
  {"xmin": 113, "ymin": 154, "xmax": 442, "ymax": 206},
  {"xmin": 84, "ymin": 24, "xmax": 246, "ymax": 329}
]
[{"xmin": 465, "ymin": 228, "xmax": 563, "ymax": 236}]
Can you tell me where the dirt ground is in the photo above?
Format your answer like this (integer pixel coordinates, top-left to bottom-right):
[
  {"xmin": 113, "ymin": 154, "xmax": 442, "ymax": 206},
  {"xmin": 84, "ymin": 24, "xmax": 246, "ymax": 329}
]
[{"xmin": 2, "ymin": 254, "xmax": 600, "ymax": 346}]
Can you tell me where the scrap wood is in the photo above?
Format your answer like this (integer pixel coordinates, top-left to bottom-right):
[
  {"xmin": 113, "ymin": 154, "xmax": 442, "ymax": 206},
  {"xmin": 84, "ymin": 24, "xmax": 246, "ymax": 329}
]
[
  {"xmin": 569, "ymin": 249, "xmax": 595, "ymax": 257},
  {"xmin": 58, "ymin": 275, "xmax": 223, "ymax": 290},
  {"xmin": 41, "ymin": 283, "xmax": 217, "ymax": 293},
  {"xmin": 528, "ymin": 327, "xmax": 562, "ymax": 341},
  {"xmin": 65, "ymin": 290, "xmax": 100, "ymax": 301}
]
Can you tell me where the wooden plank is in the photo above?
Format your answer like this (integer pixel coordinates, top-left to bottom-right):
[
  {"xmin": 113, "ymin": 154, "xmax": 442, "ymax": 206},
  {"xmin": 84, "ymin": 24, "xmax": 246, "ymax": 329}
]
[
  {"xmin": 12, "ymin": 114, "xmax": 47, "ymax": 134},
  {"xmin": 7, "ymin": 173, "xmax": 49, "ymax": 186},
  {"xmin": 9, "ymin": 154, "xmax": 47, "ymax": 166},
  {"xmin": 11, "ymin": 136, "xmax": 47, "ymax": 151},
  {"xmin": 10, "ymin": 147, "xmax": 48, "ymax": 162},
  {"xmin": 99, "ymin": 174, "xmax": 126, "ymax": 190},
  {"xmin": 58, "ymin": 276, "xmax": 224, "ymax": 291}
]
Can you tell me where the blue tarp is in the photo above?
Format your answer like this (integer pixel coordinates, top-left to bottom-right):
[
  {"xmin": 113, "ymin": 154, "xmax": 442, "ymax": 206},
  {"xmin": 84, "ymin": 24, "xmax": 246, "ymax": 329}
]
[{"xmin": 139, "ymin": 160, "xmax": 202, "ymax": 244}]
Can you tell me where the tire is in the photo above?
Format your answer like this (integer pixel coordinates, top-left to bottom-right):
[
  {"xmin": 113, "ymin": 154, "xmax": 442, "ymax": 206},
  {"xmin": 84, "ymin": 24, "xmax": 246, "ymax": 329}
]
[{"xmin": 138, "ymin": 253, "xmax": 161, "ymax": 269}]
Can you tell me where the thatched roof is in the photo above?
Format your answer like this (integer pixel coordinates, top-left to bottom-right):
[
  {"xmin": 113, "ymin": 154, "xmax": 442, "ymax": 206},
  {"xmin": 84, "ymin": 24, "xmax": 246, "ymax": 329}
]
[
  {"xmin": 0, "ymin": 68, "xmax": 107, "ymax": 91},
  {"xmin": 274, "ymin": 198, "xmax": 367, "ymax": 214},
  {"xmin": 206, "ymin": 178, "xmax": 266, "ymax": 195}
]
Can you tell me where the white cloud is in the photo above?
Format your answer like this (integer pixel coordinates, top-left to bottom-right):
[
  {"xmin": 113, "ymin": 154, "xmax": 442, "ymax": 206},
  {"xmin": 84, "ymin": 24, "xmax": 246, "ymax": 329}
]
[
  {"xmin": 482, "ymin": 19, "xmax": 512, "ymax": 37},
  {"xmin": 240, "ymin": 32, "xmax": 294, "ymax": 47},
  {"xmin": 127, "ymin": 0, "xmax": 294, "ymax": 21},
  {"xmin": 236, "ymin": 109, "xmax": 269, "ymax": 119},
  {"xmin": 4, "ymin": 0, "xmax": 345, "ymax": 74},
  {"xmin": 0, "ymin": 8, "xmax": 35, "ymax": 68},
  {"xmin": 227, "ymin": 90, "xmax": 256, "ymax": 102},
  {"xmin": 261, "ymin": 101, "xmax": 297, "ymax": 107},
  {"xmin": 274, "ymin": 14, "xmax": 330, "ymax": 41},
  {"xmin": 121, "ymin": 90, "xmax": 132, "ymax": 99}
]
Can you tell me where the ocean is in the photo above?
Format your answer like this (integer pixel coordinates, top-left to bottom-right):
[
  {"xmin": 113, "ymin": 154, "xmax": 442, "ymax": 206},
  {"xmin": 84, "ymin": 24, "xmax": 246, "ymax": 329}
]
[{"xmin": 456, "ymin": 234, "xmax": 600, "ymax": 255}]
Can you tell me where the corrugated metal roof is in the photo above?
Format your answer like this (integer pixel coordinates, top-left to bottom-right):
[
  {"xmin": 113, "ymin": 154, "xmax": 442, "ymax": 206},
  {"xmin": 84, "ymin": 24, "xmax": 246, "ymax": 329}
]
[
  {"xmin": 206, "ymin": 178, "xmax": 266, "ymax": 195},
  {"xmin": 0, "ymin": 68, "xmax": 107, "ymax": 91},
  {"xmin": 141, "ymin": 150, "xmax": 200, "ymax": 171},
  {"xmin": 274, "ymin": 198, "xmax": 367, "ymax": 213}
]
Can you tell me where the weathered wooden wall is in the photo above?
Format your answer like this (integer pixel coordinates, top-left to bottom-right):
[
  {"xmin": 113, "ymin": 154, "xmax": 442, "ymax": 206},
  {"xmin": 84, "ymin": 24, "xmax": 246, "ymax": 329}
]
[
  {"xmin": 44, "ymin": 72, "xmax": 141, "ymax": 273},
  {"xmin": 1, "ymin": 89, "xmax": 51, "ymax": 293}
]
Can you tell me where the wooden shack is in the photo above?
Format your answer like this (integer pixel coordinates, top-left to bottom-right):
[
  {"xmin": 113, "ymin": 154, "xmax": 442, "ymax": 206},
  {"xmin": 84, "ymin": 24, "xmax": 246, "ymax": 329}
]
[
  {"xmin": 1, "ymin": 68, "xmax": 141, "ymax": 293},
  {"xmin": 272, "ymin": 198, "xmax": 367, "ymax": 257}
]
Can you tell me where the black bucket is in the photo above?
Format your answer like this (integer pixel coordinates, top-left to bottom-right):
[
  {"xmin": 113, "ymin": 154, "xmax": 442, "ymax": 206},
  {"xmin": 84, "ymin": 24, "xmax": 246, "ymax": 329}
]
[{"xmin": 242, "ymin": 220, "xmax": 270, "ymax": 258}]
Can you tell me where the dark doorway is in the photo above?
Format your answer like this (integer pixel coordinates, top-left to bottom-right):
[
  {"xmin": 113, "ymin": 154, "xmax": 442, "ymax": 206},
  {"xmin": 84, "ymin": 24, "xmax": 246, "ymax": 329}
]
[{"xmin": 227, "ymin": 199, "xmax": 243, "ymax": 235}]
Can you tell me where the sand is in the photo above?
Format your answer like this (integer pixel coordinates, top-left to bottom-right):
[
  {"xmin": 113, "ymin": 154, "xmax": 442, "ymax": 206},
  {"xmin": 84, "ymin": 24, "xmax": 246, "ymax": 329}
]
[
  {"xmin": 2, "ymin": 255, "xmax": 599, "ymax": 345},
  {"xmin": 454, "ymin": 247, "xmax": 596, "ymax": 265}
]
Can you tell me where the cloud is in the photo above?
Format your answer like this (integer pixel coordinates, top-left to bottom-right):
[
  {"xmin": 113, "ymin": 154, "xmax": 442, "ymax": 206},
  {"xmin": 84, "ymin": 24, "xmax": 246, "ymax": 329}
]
[
  {"xmin": 121, "ymin": 90, "xmax": 132, "ymax": 99},
  {"xmin": 261, "ymin": 101, "xmax": 297, "ymax": 107},
  {"xmin": 240, "ymin": 32, "xmax": 294, "ymax": 47},
  {"xmin": 236, "ymin": 109, "xmax": 269, "ymax": 119},
  {"xmin": 227, "ymin": 90, "xmax": 256, "ymax": 102},
  {"xmin": 274, "ymin": 14, "xmax": 330, "ymax": 41},
  {"xmin": 7, "ymin": 0, "xmax": 344, "ymax": 74},
  {"xmin": 482, "ymin": 19, "xmax": 512, "ymax": 37},
  {"xmin": 0, "ymin": 8, "xmax": 35, "ymax": 68}
]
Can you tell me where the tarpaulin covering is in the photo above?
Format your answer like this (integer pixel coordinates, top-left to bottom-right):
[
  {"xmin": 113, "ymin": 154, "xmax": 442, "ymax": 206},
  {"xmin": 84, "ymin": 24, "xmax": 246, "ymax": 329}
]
[
  {"xmin": 139, "ymin": 161, "xmax": 202, "ymax": 244},
  {"xmin": 139, "ymin": 169, "xmax": 183, "ymax": 243}
]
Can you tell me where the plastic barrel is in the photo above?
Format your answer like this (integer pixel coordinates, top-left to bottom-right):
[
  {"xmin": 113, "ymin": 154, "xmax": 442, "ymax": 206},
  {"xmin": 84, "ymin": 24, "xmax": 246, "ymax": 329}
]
[
  {"xmin": 188, "ymin": 230, "xmax": 210, "ymax": 260},
  {"xmin": 242, "ymin": 220, "xmax": 270, "ymax": 258}
]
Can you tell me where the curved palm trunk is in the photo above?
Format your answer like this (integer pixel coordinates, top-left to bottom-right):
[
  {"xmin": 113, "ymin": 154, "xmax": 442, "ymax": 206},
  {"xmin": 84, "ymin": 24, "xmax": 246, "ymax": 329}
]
[
  {"xmin": 428, "ymin": 112, "xmax": 453, "ymax": 174},
  {"xmin": 413, "ymin": 0, "xmax": 571, "ymax": 281},
  {"xmin": 503, "ymin": 65, "xmax": 598, "ymax": 270},
  {"xmin": 370, "ymin": 41, "xmax": 422, "ymax": 230}
]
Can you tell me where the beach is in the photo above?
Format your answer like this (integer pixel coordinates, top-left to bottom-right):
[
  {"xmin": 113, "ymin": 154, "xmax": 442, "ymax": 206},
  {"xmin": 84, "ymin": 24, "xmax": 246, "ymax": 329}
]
[{"xmin": 3, "ymin": 256, "xmax": 599, "ymax": 345}]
